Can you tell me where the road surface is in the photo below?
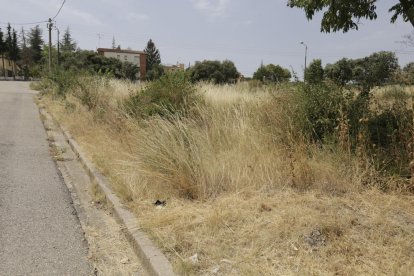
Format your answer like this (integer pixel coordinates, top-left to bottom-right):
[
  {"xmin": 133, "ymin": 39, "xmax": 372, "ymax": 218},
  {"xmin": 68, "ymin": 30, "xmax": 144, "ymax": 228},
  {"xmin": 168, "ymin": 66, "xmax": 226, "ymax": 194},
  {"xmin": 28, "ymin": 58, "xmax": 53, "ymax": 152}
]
[{"xmin": 0, "ymin": 82, "xmax": 91, "ymax": 275}]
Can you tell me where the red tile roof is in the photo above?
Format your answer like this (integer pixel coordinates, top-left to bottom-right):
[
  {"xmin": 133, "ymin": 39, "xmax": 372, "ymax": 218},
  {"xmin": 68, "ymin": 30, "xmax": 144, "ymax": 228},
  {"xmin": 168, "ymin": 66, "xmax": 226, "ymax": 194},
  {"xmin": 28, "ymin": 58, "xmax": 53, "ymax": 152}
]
[{"xmin": 97, "ymin": 48, "xmax": 146, "ymax": 55}]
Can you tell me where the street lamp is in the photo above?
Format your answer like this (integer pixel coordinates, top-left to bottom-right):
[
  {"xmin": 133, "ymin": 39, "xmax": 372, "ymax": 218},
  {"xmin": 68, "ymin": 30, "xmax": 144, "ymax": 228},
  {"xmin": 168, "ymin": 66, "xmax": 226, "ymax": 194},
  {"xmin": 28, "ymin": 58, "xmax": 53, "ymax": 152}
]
[{"xmin": 300, "ymin": 41, "xmax": 307, "ymax": 82}]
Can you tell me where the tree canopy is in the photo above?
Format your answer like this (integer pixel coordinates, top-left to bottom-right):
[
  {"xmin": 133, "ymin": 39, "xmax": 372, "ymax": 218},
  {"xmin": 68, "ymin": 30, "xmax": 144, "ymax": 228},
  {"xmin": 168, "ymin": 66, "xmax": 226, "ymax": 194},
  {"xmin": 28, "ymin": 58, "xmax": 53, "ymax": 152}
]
[
  {"xmin": 61, "ymin": 27, "xmax": 77, "ymax": 53},
  {"xmin": 28, "ymin": 25, "xmax": 43, "ymax": 63},
  {"xmin": 324, "ymin": 58, "xmax": 353, "ymax": 86},
  {"xmin": 323, "ymin": 51, "xmax": 399, "ymax": 89},
  {"xmin": 253, "ymin": 64, "xmax": 291, "ymax": 82},
  {"xmin": 352, "ymin": 51, "xmax": 399, "ymax": 89},
  {"xmin": 5, "ymin": 24, "xmax": 12, "ymax": 58},
  {"xmin": 59, "ymin": 50, "xmax": 138, "ymax": 81},
  {"xmin": 188, "ymin": 60, "xmax": 239, "ymax": 84},
  {"xmin": 305, "ymin": 59, "xmax": 324, "ymax": 84},
  {"xmin": 288, "ymin": 0, "xmax": 414, "ymax": 32}
]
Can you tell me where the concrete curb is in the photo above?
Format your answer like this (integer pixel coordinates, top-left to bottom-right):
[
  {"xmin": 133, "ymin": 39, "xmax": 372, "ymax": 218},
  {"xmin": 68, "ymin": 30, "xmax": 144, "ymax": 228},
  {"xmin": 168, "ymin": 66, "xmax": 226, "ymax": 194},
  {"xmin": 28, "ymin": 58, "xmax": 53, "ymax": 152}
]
[{"xmin": 45, "ymin": 110, "xmax": 175, "ymax": 276}]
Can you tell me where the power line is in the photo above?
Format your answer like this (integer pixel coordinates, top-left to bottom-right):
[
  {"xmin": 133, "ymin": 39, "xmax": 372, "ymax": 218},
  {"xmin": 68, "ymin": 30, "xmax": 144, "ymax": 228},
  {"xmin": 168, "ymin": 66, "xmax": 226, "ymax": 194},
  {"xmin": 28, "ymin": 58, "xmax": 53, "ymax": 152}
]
[
  {"xmin": 52, "ymin": 0, "xmax": 66, "ymax": 20},
  {"xmin": 0, "ymin": 0, "xmax": 66, "ymax": 27},
  {"xmin": 0, "ymin": 20, "xmax": 48, "ymax": 26}
]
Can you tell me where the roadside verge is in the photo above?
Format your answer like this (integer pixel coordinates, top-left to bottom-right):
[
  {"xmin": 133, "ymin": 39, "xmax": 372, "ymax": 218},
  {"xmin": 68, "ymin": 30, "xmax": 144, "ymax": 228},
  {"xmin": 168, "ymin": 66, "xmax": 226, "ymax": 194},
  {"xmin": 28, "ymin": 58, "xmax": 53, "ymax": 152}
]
[{"xmin": 40, "ymin": 107, "xmax": 175, "ymax": 276}]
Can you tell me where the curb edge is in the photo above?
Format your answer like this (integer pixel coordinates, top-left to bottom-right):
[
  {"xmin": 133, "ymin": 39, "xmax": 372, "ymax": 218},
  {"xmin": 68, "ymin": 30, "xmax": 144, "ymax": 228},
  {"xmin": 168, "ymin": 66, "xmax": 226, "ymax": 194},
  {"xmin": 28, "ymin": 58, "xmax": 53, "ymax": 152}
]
[{"xmin": 44, "ymin": 109, "xmax": 175, "ymax": 276}]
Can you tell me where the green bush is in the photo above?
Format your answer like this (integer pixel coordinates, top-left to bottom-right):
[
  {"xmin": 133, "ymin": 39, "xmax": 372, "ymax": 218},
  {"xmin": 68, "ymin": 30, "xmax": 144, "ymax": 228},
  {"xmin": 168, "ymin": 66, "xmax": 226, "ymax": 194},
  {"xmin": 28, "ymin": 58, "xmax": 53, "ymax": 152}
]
[
  {"xmin": 366, "ymin": 90, "xmax": 412, "ymax": 176},
  {"xmin": 293, "ymin": 83, "xmax": 344, "ymax": 141},
  {"xmin": 123, "ymin": 71, "xmax": 199, "ymax": 119},
  {"xmin": 43, "ymin": 69, "xmax": 79, "ymax": 98}
]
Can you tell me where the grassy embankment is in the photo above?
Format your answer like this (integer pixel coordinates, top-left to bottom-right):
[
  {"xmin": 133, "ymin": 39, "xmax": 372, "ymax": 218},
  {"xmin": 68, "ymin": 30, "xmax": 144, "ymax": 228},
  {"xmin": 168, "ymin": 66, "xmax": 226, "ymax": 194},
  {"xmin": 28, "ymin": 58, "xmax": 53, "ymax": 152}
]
[{"xmin": 35, "ymin": 73, "xmax": 414, "ymax": 275}]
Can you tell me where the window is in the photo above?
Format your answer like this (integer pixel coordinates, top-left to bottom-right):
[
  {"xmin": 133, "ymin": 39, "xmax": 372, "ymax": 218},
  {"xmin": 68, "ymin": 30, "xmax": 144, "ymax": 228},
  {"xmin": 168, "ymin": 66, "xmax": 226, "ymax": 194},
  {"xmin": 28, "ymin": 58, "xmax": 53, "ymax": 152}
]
[
  {"xmin": 124, "ymin": 55, "xmax": 128, "ymax": 61},
  {"xmin": 117, "ymin": 55, "xmax": 120, "ymax": 59}
]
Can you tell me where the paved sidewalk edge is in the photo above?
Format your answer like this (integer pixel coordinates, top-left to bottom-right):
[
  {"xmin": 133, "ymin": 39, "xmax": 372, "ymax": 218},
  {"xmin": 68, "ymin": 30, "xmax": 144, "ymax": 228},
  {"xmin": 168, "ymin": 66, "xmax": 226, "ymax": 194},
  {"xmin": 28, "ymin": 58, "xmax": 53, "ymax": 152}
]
[{"xmin": 42, "ymin": 108, "xmax": 175, "ymax": 276}]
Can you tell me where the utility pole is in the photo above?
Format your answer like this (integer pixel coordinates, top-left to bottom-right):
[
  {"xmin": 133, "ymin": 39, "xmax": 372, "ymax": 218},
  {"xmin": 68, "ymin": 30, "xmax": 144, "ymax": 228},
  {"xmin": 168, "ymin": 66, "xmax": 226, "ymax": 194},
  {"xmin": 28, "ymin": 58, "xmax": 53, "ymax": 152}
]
[
  {"xmin": 48, "ymin": 18, "xmax": 53, "ymax": 71},
  {"xmin": 97, "ymin": 33, "xmax": 103, "ymax": 48}
]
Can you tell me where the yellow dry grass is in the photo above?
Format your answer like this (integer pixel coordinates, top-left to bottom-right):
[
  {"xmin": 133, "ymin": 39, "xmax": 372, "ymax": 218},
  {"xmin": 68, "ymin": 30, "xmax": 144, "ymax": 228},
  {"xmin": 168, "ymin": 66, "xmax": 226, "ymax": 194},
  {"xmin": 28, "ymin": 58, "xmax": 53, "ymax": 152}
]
[{"xmin": 39, "ymin": 80, "xmax": 414, "ymax": 275}]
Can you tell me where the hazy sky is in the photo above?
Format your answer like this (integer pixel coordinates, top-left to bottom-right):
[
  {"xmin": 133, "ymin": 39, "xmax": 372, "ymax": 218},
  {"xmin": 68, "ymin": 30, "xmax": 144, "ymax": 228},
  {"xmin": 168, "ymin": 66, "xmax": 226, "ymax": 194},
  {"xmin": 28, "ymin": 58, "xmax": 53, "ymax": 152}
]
[{"xmin": 0, "ymin": 0, "xmax": 413, "ymax": 77}]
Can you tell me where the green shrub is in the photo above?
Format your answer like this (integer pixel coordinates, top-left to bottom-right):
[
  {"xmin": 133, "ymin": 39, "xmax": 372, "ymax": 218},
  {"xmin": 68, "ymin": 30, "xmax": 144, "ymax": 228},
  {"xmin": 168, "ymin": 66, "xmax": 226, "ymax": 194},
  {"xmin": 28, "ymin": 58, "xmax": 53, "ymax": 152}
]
[
  {"xmin": 40, "ymin": 69, "xmax": 79, "ymax": 98},
  {"xmin": 122, "ymin": 71, "xmax": 199, "ymax": 119},
  {"xmin": 366, "ymin": 90, "xmax": 412, "ymax": 176},
  {"xmin": 293, "ymin": 83, "xmax": 344, "ymax": 141}
]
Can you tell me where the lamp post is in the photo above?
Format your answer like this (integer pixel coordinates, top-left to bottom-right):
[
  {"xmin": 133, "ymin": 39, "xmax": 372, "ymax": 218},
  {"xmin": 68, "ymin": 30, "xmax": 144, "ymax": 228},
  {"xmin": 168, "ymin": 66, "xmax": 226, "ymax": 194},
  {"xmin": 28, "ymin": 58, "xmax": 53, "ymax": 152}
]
[{"xmin": 300, "ymin": 41, "xmax": 307, "ymax": 82}]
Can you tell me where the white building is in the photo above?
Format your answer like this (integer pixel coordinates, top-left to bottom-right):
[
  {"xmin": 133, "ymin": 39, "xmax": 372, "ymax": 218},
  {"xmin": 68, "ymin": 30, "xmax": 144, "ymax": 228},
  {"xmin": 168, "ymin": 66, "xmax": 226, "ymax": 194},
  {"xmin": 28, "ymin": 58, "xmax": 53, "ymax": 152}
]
[{"xmin": 97, "ymin": 48, "xmax": 147, "ymax": 80}]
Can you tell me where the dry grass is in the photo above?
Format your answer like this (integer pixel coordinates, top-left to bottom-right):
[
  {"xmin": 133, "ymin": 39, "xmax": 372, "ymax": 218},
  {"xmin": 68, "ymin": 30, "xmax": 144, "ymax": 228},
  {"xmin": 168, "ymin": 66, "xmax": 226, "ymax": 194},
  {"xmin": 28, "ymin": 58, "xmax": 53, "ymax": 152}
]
[{"xmin": 39, "ymin": 79, "xmax": 414, "ymax": 275}]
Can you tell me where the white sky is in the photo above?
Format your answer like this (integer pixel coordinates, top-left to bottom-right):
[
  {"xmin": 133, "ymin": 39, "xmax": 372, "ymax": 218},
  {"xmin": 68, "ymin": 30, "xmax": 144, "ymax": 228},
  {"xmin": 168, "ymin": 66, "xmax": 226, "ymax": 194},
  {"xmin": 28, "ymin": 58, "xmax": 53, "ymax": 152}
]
[{"xmin": 0, "ymin": 0, "xmax": 413, "ymax": 77}]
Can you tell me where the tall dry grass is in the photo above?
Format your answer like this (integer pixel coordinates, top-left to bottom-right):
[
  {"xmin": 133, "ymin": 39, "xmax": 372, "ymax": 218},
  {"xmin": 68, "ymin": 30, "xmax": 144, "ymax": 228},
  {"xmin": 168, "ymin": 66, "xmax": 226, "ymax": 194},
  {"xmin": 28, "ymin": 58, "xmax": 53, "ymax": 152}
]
[{"xmin": 38, "ymin": 76, "xmax": 414, "ymax": 275}]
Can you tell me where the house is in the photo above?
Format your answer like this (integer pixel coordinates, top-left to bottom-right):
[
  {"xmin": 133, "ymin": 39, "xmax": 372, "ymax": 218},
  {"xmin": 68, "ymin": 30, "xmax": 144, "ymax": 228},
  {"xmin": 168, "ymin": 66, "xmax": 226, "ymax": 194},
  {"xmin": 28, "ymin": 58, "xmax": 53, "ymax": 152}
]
[
  {"xmin": 97, "ymin": 48, "xmax": 147, "ymax": 81},
  {"xmin": 163, "ymin": 63, "xmax": 185, "ymax": 73},
  {"xmin": 0, "ymin": 57, "xmax": 19, "ymax": 79}
]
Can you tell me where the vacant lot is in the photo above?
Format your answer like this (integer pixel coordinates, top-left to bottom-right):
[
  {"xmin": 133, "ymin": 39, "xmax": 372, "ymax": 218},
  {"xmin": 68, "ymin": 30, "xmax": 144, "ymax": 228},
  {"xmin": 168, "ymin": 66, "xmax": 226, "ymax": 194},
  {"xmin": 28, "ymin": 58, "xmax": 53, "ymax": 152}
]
[{"xmin": 36, "ymin": 75, "xmax": 414, "ymax": 275}]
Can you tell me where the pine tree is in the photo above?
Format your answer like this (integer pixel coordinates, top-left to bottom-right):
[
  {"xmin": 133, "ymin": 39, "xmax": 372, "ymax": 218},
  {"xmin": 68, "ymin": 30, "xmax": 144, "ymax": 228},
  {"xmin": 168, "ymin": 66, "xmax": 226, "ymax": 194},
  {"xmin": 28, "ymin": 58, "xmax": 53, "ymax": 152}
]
[
  {"xmin": 10, "ymin": 29, "xmax": 20, "ymax": 80},
  {"xmin": 20, "ymin": 27, "xmax": 32, "ymax": 79},
  {"xmin": 5, "ymin": 24, "xmax": 12, "ymax": 59},
  {"xmin": 4, "ymin": 24, "xmax": 12, "ymax": 78},
  {"xmin": 0, "ymin": 28, "xmax": 5, "ymax": 78},
  {"xmin": 61, "ymin": 27, "xmax": 76, "ymax": 52},
  {"xmin": 144, "ymin": 39, "xmax": 161, "ymax": 71},
  {"xmin": 28, "ymin": 25, "xmax": 43, "ymax": 64}
]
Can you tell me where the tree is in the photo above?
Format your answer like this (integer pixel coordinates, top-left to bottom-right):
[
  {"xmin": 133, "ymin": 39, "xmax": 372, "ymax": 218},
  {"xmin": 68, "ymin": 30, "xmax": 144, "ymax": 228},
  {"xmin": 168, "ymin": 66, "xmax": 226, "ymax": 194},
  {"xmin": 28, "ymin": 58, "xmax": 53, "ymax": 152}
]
[
  {"xmin": 58, "ymin": 49, "xmax": 139, "ymax": 81},
  {"xmin": 324, "ymin": 58, "xmax": 353, "ymax": 85},
  {"xmin": 352, "ymin": 51, "xmax": 399, "ymax": 91},
  {"xmin": 222, "ymin": 60, "xmax": 241, "ymax": 82},
  {"xmin": 305, "ymin": 59, "xmax": 324, "ymax": 84},
  {"xmin": 0, "ymin": 28, "xmax": 5, "ymax": 78},
  {"xmin": 28, "ymin": 25, "xmax": 44, "ymax": 64},
  {"xmin": 288, "ymin": 0, "xmax": 414, "ymax": 32},
  {"xmin": 119, "ymin": 61, "xmax": 139, "ymax": 81},
  {"xmin": 61, "ymin": 27, "xmax": 76, "ymax": 53},
  {"xmin": 147, "ymin": 63, "xmax": 165, "ymax": 81},
  {"xmin": 144, "ymin": 39, "xmax": 161, "ymax": 71},
  {"xmin": 19, "ymin": 27, "xmax": 32, "ymax": 79},
  {"xmin": 253, "ymin": 64, "xmax": 291, "ymax": 82},
  {"xmin": 3, "ymin": 24, "xmax": 12, "ymax": 77},
  {"xmin": 10, "ymin": 29, "xmax": 20, "ymax": 80},
  {"xmin": 393, "ymin": 62, "xmax": 414, "ymax": 84},
  {"xmin": 5, "ymin": 24, "xmax": 12, "ymax": 58},
  {"xmin": 189, "ymin": 60, "xmax": 239, "ymax": 84},
  {"xmin": 402, "ymin": 62, "xmax": 414, "ymax": 84}
]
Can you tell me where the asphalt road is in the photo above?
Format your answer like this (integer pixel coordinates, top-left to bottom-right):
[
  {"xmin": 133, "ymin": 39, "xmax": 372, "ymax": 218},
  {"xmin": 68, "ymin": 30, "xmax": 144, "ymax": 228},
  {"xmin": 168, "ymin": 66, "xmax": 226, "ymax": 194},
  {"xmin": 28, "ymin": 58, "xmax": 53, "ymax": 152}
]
[{"xmin": 0, "ymin": 82, "xmax": 91, "ymax": 275}]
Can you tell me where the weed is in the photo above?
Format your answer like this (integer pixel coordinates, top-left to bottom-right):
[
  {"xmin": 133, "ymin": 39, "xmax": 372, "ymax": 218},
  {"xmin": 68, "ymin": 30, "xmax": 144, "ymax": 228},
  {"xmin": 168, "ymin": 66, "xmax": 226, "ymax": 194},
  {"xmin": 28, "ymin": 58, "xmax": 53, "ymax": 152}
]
[
  {"xmin": 37, "ymin": 76, "xmax": 414, "ymax": 275},
  {"xmin": 122, "ymin": 71, "xmax": 199, "ymax": 119}
]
